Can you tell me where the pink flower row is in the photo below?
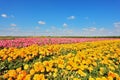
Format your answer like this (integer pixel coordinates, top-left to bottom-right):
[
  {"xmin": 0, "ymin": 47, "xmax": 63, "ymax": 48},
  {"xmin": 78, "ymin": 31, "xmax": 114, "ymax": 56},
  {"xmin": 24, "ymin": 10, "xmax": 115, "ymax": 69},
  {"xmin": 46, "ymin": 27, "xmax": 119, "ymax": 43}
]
[{"xmin": 0, "ymin": 38, "xmax": 119, "ymax": 48}]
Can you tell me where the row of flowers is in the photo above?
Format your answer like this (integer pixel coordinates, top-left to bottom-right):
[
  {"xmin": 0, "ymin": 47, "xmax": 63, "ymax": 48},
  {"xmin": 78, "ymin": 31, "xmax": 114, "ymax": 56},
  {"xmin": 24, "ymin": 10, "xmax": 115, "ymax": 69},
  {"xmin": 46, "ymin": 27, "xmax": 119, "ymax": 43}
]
[
  {"xmin": 0, "ymin": 40, "xmax": 120, "ymax": 80},
  {"xmin": 0, "ymin": 38, "xmax": 119, "ymax": 48}
]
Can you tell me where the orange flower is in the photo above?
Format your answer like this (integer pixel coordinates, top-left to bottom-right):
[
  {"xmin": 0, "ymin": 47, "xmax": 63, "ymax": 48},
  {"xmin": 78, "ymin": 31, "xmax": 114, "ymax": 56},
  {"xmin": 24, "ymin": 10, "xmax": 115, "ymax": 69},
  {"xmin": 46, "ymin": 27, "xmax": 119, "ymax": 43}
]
[
  {"xmin": 16, "ymin": 67, "xmax": 22, "ymax": 73},
  {"xmin": 19, "ymin": 70, "xmax": 27, "ymax": 75},
  {"xmin": 33, "ymin": 74, "xmax": 45, "ymax": 80},
  {"xmin": 3, "ymin": 73, "xmax": 9, "ymax": 79},
  {"xmin": 24, "ymin": 74, "xmax": 31, "ymax": 80},
  {"xmin": 8, "ymin": 77, "xmax": 13, "ymax": 80},
  {"xmin": 7, "ymin": 70, "xmax": 17, "ymax": 78},
  {"xmin": 17, "ymin": 70, "xmax": 27, "ymax": 80},
  {"xmin": 108, "ymin": 71, "xmax": 116, "ymax": 78},
  {"xmin": 2, "ymin": 55, "xmax": 8, "ymax": 60},
  {"xmin": 39, "ymin": 74, "xmax": 45, "ymax": 80},
  {"xmin": 34, "ymin": 62, "xmax": 45, "ymax": 72}
]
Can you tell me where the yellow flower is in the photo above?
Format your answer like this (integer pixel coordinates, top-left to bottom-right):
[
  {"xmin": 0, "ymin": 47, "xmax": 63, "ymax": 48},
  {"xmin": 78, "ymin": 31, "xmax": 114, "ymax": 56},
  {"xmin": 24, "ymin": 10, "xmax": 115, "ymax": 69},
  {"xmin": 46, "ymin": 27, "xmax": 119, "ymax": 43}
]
[
  {"xmin": 33, "ymin": 74, "xmax": 45, "ymax": 80},
  {"xmin": 30, "ymin": 69, "xmax": 35, "ymax": 75},
  {"xmin": 33, "ymin": 74, "xmax": 40, "ymax": 80},
  {"xmin": 109, "ymin": 66, "xmax": 115, "ymax": 71},
  {"xmin": 24, "ymin": 74, "xmax": 31, "ymax": 80},
  {"xmin": 86, "ymin": 59, "xmax": 92, "ymax": 64},
  {"xmin": 73, "ymin": 78, "xmax": 80, "ymax": 80},
  {"xmin": 66, "ymin": 65, "xmax": 71, "ymax": 70},
  {"xmin": 101, "ymin": 77, "xmax": 107, "ymax": 80},
  {"xmin": 77, "ymin": 70, "xmax": 86, "ymax": 77},
  {"xmin": 8, "ymin": 57, "xmax": 12, "ymax": 62},
  {"xmin": 89, "ymin": 77, "xmax": 95, "ymax": 80},
  {"xmin": 88, "ymin": 66, "xmax": 93, "ymax": 72},
  {"xmin": 64, "ymin": 70, "xmax": 68, "ymax": 75},
  {"xmin": 53, "ymin": 72, "xmax": 57, "ymax": 77},
  {"xmin": 46, "ymin": 66, "xmax": 52, "ymax": 72},
  {"xmin": 96, "ymin": 78, "xmax": 101, "ymax": 80},
  {"xmin": 24, "ymin": 64, "xmax": 29, "ymax": 70},
  {"xmin": 16, "ymin": 67, "xmax": 22, "ymax": 73},
  {"xmin": 92, "ymin": 62, "xmax": 97, "ymax": 67},
  {"xmin": 53, "ymin": 68, "xmax": 58, "ymax": 73},
  {"xmin": 107, "ymin": 76, "xmax": 113, "ymax": 80},
  {"xmin": 99, "ymin": 67, "xmax": 104, "ymax": 75},
  {"xmin": 58, "ymin": 64, "xmax": 64, "ymax": 69},
  {"xmin": 79, "ymin": 65, "xmax": 85, "ymax": 70}
]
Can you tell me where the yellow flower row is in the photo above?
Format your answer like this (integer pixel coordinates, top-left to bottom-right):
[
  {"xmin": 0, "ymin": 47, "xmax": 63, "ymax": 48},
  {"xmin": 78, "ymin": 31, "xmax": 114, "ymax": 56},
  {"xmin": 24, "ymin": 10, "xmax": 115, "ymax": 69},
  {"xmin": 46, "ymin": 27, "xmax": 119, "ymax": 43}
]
[{"xmin": 1, "ymin": 40, "xmax": 120, "ymax": 80}]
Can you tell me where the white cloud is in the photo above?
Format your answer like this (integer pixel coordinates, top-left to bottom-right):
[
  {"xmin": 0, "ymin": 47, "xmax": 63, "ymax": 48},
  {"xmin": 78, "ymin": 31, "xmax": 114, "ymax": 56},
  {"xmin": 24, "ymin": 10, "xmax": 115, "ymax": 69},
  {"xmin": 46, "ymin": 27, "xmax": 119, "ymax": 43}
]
[
  {"xmin": 99, "ymin": 28, "xmax": 105, "ymax": 31},
  {"xmin": 82, "ymin": 28, "xmax": 88, "ymax": 31},
  {"xmin": 113, "ymin": 22, "xmax": 120, "ymax": 33},
  {"xmin": 114, "ymin": 22, "xmax": 120, "ymax": 28},
  {"xmin": 82, "ymin": 27, "xmax": 96, "ymax": 32},
  {"xmin": 63, "ymin": 23, "xmax": 68, "ymax": 27},
  {"xmin": 5, "ymin": 26, "xmax": 20, "ymax": 35},
  {"xmin": 51, "ymin": 26, "xmax": 56, "ymax": 29},
  {"xmin": 89, "ymin": 27, "xmax": 96, "ymax": 31},
  {"xmin": 67, "ymin": 16, "xmax": 75, "ymax": 20},
  {"xmin": 1, "ymin": 14, "xmax": 7, "ymax": 18},
  {"xmin": 10, "ymin": 23, "xmax": 17, "ymax": 27},
  {"xmin": 64, "ymin": 29, "xmax": 73, "ymax": 34},
  {"xmin": 81, "ymin": 27, "xmax": 119, "ymax": 36},
  {"xmin": 38, "ymin": 21, "xmax": 46, "ymax": 25},
  {"xmin": 1, "ymin": 24, "xmax": 120, "ymax": 36},
  {"xmin": 1, "ymin": 14, "xmax": 15, "ymax": 18}
]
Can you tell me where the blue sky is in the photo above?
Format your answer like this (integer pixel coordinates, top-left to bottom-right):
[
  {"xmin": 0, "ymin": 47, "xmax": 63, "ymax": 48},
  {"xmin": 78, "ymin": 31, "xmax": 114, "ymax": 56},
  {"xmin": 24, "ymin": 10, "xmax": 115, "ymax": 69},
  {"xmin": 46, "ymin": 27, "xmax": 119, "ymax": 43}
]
[{"xmin": 0, "ymin": 0, "xmax": 120, "ymax": 36}]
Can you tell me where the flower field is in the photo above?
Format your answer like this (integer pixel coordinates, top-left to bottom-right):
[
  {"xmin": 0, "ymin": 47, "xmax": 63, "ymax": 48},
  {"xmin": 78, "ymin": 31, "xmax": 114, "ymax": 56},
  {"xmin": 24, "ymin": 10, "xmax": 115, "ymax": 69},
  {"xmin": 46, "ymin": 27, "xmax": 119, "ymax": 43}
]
[
  {"xmin": 0, "ymin": 38, "xmax": 118, "ymax": 48},
  {"xmin": 0, "ymin": 38, "xmax": 120, "ymax": 80}
]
